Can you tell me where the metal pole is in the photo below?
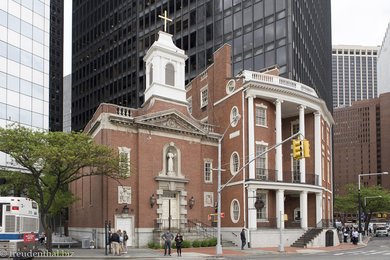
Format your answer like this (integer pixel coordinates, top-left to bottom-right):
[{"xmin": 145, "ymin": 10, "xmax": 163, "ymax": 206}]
[
  {"xmin": 358, "ymin": 177, "xmax": 362, "ymax": 243},
  {"xmin": 169, "ymin": 199, "xmax": 171, "ymax": 231},
  {"xmin": 279, "ymin": 211, "xmax": 284, "ymax": 252},
  {"xmin": 216, "ymin": 138, "xmax": 223, "ymax": 255},
  {"xmin": 105, "ymin": 221, "xmax": 108, "ymax": 256}
]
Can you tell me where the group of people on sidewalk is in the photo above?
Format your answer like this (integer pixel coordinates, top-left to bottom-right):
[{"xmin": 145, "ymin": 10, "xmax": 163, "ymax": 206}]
[
  {"xmin": 109, "ymin": 229, "xmax": 129, "ymax": 256},
  {"xmin": 161, "ymin": 230, "xmax": 183, "ymax": 256},
  {"xmin": 339, "ymin": 226, "xmax": 359, "ymax": 245}
]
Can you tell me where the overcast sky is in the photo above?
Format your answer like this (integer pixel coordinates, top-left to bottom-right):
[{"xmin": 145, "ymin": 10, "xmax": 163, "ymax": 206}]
[{"xmin": 63, "ymin": 1, "xmax": 390, "ymax": 75}]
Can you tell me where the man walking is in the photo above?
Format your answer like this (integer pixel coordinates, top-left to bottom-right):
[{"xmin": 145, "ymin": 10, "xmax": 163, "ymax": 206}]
[
  {"xmin": 240, "ymin": 228, "xmax": 246, "ymax": 250},
  {"xmin": 161, "ymin": 230, "xmax": 174, "ymax": 256},
  {"xmin": 110, "ymin": 230, "xmax": 121, "ymax": 256}
]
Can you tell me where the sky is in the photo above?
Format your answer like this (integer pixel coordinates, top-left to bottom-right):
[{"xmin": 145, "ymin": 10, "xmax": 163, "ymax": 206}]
[{"xmin": 63, "ymin": 0, "xmax": 390, "ymax": 76}]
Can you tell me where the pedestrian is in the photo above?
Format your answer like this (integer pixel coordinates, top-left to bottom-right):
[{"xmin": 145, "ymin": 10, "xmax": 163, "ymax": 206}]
[
  {"xmin": 123, "ymin": 230, "xmax": 129, "ymax": 253},
  {"xmin": 240, "ymin": 228, "xmax": 246, "ymax": 250},
  {"xmin": 110, "ymin": 230, "xmax": 121, "ymax": 256},
  {"xmin": 351, "ymin": 228, "xmax": 359, "ymax": 245},
  {"xmin": 161, "ymin": 230, "xmax": 174, "ymax": 256},
  {"xmin": 117, "ymin": 229, "xmax": 124, "ymax": 254},
  {"xmin": 38, "ymin": 232, "xmax": 45, "ymax": 245},
  {"xmin": 343, "ymin": 227, "xmax": 348, "ymax": 243},
  {"xmin": 175, "ymin": 232, "xmax": 183, "ymax": 257}
]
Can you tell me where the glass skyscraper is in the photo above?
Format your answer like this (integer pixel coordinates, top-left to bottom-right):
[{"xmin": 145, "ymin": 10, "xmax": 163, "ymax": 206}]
[
  {"xmin": 72, "ymin": 0, "xmax": 332, "ymax": 131},
  {"xmin": 0, "ymin": 0, "xmax": 50, "ymax": 170}
]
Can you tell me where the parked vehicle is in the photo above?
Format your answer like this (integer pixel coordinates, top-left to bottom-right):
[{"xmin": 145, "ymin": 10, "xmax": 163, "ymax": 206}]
[{"xmin": 375, "ymin": 226, "xmax": 389, "ymax": 237}]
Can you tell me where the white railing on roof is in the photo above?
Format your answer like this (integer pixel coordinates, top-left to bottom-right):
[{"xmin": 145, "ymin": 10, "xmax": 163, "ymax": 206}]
[
  {"xmin": 241, "ymin": 70, "xmax": 318, "ymax": 97},
  {"xmin": 116, "ymin": 106, "xmax": 133, "ymax": 117}
]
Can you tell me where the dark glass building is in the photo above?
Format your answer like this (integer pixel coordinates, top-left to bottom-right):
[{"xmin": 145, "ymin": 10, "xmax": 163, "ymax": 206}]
[
  {"xmin": 49, "ymin": 0, "xmax": 64, "ymax": 131},
  {"xmin": 71, "ymin": 0, "xmax": 332, "ymax": 131}
]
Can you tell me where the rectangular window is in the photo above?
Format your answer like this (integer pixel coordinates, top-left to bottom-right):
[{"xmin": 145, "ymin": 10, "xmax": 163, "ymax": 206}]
[
  {"xmin": 256, "ymin": 191, "xmax": 267, "ymax": 220},
  {"xmin": 255, "ymin": 143, "xmax": 267, "ymax": 180},
  {"xmin": 200, "ymin": 86, "xmax": 208, "ymax": 108},
  {"xmin": 255, "ymin": 105, "xmax": 267, "ymax": 126},
  {"xmin": 291, "ymin": 122, "xmax": 300, "ymax": 182},
  {"xmin": 204, "ymin": 160, "xmax": 212, "ymax": 183},
  {"xmin": 118, "ymin": 147, "xmax": 131, "ymax": 177}
]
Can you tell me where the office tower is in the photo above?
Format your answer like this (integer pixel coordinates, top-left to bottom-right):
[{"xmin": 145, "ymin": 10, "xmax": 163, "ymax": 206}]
[
  {"xmin": 333, "ymin": 93, "xmax": 390, "ymax": 196},
  {"xmin": 0, "ymin": 0, "xmax": 51, "ymax": 170},
  {"xmin": 48, "ymin": 0, "xmax": 63, "ymax": 131},
  {"xmin": 72, "ymin": 0, "xmax": 332, "ymax": 131},
  {"xmin": 332, "ymin": 45, "xmax": 379, "ymax": 108},
  {"xmin": 378, "ymin": 23, "xmax": 390, "ymax": 95}
]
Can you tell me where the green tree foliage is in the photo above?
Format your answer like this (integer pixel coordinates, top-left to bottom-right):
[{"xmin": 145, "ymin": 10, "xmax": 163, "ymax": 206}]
[
  {"xmin": 0, "ymin": 126, "xmax": 129, "ymax": 250},
  {"xmin": 334, "ymin": 184, "xmax": 390, "ymax": 231}
]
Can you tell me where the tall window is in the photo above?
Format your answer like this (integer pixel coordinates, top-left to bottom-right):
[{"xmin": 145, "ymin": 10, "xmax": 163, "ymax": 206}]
[
  {"xmin": 255, "ymin": 143, "xmax": 267, "ymax": 180},
  {"xmin": 165, "ymin": 63, "xmax": 175, "ymax": 86},
  {"xmin": 294, "ymin": 208, "xmax": 301, "ymax": 222},
  {"xmin": 291, "ymin": 122, "xmax": 300, "ymax": 182},
  {"xmin": 230, "ymin": 106, "xmax": 239, "ymax": 127},
  {"xmin": 118, "ymin": 147, "xmax": 131, "ymax": 177},
  {"xmin": 230, "ymin": 199, "xmax": 240, "ymax": 223},
  {"xmin": 230, "ymin": 152, "xmax": 240, "ymax": 175},
  {"xmin": 149, "ymin": 64, "xmax": 153, "ymax": 85},
  {"xmin": 255, "ymin": 105, "xmax": 267, "ymax": 126},
  {"xmin": 256, "ymin": 191, "xmax": 267, "ymax": 220},
  {"xmin": 204, "ymin": 160, "xmax": 212, "ymax": 183},
  {"xmin": 200, "ymin": 86, "xmax": 208, "ymax": 107}
]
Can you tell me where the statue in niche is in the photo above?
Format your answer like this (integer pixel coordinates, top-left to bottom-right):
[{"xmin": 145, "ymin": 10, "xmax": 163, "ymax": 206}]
[{"xmin": 166, "ymin": 149, "xmax": 176, "ymax": 176}]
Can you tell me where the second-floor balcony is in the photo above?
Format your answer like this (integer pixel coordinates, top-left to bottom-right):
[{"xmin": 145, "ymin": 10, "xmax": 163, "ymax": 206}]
[{"xmin": 251, "ymin": 168, "xmax": 320, "ymax": 186}]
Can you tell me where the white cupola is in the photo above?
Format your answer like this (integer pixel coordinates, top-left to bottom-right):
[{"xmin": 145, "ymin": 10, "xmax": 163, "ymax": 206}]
[{"xmin": 143, "ymin": 31, "xmax": 188, "ymax": 104}]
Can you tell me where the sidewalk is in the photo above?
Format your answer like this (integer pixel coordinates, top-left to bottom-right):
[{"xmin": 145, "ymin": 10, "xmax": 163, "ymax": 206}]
[{"xmin": 34, "ymin": 236, "xmax": 371, "ymax": 259}]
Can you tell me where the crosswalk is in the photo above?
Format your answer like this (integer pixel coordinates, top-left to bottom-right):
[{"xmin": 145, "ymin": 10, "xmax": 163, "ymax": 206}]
[{"xmin": 333, "ymin": 249, "xmax": 390, "ymax": 256}]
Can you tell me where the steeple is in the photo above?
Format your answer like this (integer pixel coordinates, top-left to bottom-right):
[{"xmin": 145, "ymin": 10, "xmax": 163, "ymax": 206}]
[{"xmin": 143, "ymin": 28, "xmax": 188, "ymax": 105}]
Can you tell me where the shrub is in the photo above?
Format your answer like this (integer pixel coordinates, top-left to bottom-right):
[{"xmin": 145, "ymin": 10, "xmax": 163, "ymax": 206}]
[
  {"xmin": 201, "ymin": 240, "xmax": 209, "ymax": 247},
  {"xmin": 181, "ymin": 240, "xmax": 191, "ymax": 248},
  {"xmin": 192, "ymin": 240, "xmax": 201, "ymax": 247},
  {"xmin": 208, "ymin": 237, "xmax": 217, "ymax": 246},
  {"xmin": 147, "ymin": 242, "xmax": 161, "ymax": 249}
]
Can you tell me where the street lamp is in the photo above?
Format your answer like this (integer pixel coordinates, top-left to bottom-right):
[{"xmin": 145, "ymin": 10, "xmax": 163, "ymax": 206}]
[
  {"xmin": 216, "ymin": 114, "xmax": 241, "ymax": 255},
  {"xmin": 358, "ymin": 172, "xmax": 388, "ymax": 244}
]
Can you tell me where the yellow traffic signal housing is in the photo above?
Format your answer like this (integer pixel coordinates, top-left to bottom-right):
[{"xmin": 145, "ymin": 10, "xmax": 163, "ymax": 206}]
[
  {"xmin": 292, "ymin": 139, "xmax": 303, "ymax": 160},
  {"xmin": 303, "ymin": 139, "xmax": 310, "ymax": 158}
]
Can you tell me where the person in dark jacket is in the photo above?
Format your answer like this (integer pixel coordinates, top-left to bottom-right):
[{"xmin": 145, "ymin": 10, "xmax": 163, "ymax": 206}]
[
  {"xmin": 161, "ymin": 230, "xmax": 174, "ymax": 256},
  {"xmin": 110, "ymin": 230, "xmax": 121, "ymax": 256},
  {"xmin": 175, "ymin": 232, "xmax": 183, "ymax": 256},
  {"xmin": 240, "ymin": 229, "xmax": 246, "ymax": 250}
]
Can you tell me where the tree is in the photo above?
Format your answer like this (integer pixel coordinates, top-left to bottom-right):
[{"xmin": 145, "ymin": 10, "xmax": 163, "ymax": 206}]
[
  {"xmin": 334, "ymin": 184, "xmax": 390, "ymax": 232},
  {"xmin": 0, "ymin": 126, "xmax": 129, "ymax": 251}
]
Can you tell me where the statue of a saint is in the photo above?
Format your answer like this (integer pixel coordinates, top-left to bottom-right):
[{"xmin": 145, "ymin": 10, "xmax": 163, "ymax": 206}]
[{"xmin": 167, "ymin": 152, "xmax": 175, "ymax": 175}]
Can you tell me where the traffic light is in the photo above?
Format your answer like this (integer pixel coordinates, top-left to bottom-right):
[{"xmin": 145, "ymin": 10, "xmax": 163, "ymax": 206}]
[
  {"xmin": 303, "ymin": 139, "xmax": 310, "ymax": 158},
  {"xmin": 292, "ymin": 139, "xmax": 303, "ymax": 160}
]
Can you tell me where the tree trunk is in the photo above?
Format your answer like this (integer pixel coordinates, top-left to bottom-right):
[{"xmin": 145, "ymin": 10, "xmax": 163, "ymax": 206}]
[{"xmin": 41, "ymin": 212, "xmax": 53, "ymax": 252}]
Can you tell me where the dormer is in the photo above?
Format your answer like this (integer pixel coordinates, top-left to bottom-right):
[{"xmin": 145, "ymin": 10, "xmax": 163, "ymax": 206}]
[{"xmin": 143, "ymin": 31, "xmax": 188, "ymax": 104}]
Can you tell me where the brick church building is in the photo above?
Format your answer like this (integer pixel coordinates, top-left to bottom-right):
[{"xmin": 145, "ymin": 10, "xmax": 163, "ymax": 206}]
[{"xmin": 68, "ymin": 29, "xmax": 335, "ymax": 248}]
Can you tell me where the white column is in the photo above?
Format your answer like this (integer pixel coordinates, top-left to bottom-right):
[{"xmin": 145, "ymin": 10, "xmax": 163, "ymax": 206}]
[
  {"xmin": 316, "ymin": 192, "xmax": 323, "ymax": 226},
  {"xmin": 276, "ymin": 189, "xmax": 285, "ymax": 229},
  {"xmin": 298, "ymin": 105, "xmax": 306, "ymax": 183},
  {"xmin": 275, "ymin": 99, "xmax": 283, "ymax": 181},
  {"xmin": 300, "ymin": 191, "xmax": 308, "ymax": 230},
  {"xmin": 314, "ymin": 112, "xmax": 321, "ymax": 185},
  {"xmin": 247, "ymin": 187, "xmax": 257, "ymax": 229},
  {"xmin": 248, "ymin": 96, "xmax": 255, "ymax": 179}
]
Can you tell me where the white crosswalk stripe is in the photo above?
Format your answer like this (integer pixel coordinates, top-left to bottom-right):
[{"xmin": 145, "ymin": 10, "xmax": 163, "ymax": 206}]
[{"xmin": 333, "ymin": 250, "xmax": 390, "ymax": 256}]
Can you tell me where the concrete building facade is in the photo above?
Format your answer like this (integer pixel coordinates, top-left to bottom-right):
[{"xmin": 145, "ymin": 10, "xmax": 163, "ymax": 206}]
[
  {"xmin": 332, "ymin": 45, "xmax": 379, "ymax": 108},
  {"xmin": 378, "ymin": 23, "xmax": 390, "ymax": 95}
]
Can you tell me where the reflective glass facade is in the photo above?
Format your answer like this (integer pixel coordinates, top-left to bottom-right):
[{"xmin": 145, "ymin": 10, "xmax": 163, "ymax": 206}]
[
  {"xmin": 0, "ymin": 0, "xmax": 50, "ymax": 169},
  {"xmin": 72, "ymin": 0, "xmax": 332, "ymax": 131}
]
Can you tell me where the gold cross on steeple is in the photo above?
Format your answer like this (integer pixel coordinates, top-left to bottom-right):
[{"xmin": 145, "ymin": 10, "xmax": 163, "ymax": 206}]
[{"xmin": 158, "ymin": 10, "xmax": 172, "ymax": 32}]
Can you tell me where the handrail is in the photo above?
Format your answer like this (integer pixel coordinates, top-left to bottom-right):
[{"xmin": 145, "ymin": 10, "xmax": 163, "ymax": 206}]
[{"xmin": 186, "ymin": 219, "xmax": 217, "ymax": 238}]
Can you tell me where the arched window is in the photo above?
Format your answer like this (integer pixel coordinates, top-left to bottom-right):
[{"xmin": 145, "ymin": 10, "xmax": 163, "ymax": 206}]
[
  {"xmin": 149, "ymin": 64, "xmax": 153, "ymax": 84},
  {"xmin": 165, "ymin": 63, "xmax": 175, "ymax": 86},
  {"xmin": 230, "ymin": 199, "xmax": 240, "ymax": 223},
  {"xmin": 230, "ymin": 152, "xmax": 240, "ymax": 175}
]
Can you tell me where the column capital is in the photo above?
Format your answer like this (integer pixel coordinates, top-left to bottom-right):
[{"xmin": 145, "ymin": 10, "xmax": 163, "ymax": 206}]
[
  {"xmin": 297, "ymin": 105, "xmax": 306, "ymax": 110},
  {"xmin": 314, "ymin": 111, "xmax": 321, "ymax": 116},
  {"xmin": 274, "ymin": 99, "xmax": 284, "ymax": 104},
  {"xmin": 246, "ymin": 94, "xmax": 256, "ymax": 99}
]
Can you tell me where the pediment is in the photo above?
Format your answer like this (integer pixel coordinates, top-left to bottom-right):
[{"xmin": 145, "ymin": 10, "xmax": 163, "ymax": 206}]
[{"xmin": 135, "ymin": 112, "xmax": 206, "ymax": 135}]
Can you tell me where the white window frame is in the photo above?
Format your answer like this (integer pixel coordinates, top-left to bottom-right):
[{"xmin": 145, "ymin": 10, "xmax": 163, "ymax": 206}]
[
  {"xmin": 230, "ymin": 152, "xmax": 240, "ymax": 175},
  {"xmin": 255, "ymin": 104, "xmax": 267, "ymax": 127},
  {"xmin": 230, "ymin": 106, "xmax": 239, "ymax": 127},
  {"xmin": 230, "ymin": 199, "xmax": 240, "ymax": 223},
  {"xmin": 294, "ymin": 207, "xmax": 301, "ymax": 222},
  {"xmin": 203, "ymin": 192, "xmax": 214, "ymax": 207},
  {"xmin": 256, "ymin": 191, "xmax": 268, "ymax": 221},
  {"xmin": 200, "ymin": 85, "xmax": 208, "ymax": 108},
  {"xmin": 255, "ymin": 141, "xmax": 268, "ymax": 180},
  {"xmin": 118, "ymin": 147, "xmax": 131, "ymax": 177},
  {"xmin": 204, "ymin": 160, "xmax": 213, "ymax": 183}
]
